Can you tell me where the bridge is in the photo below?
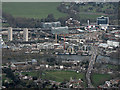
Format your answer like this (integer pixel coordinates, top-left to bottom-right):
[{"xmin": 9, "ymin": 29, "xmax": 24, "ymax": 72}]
[
  {"xmin": 86, "ymin": 46, "xmax": 98, "ymax": 88},
  {"xmin": 84, "ymin": 30, "xmax": 100, "ymax": 88}
]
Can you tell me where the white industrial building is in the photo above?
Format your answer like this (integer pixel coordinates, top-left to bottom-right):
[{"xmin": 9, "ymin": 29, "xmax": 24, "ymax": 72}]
[
  {"xmin": 98, "ymin": 43, "xmax": 109, "ymax": 48},
  {"xmin": 37, "ymin": 42, "xmax": 54, "ymax": 49},
  {"xmin": 51, "ymin": 26, "xmax": 69, "ymax": 34},
  {"xmin": 42, "ymin": 21, "xmax": 61, "ymax": 28},
  {"xmin": 107, "ymin": 40, "xmax": 119, "ymax": 47}
]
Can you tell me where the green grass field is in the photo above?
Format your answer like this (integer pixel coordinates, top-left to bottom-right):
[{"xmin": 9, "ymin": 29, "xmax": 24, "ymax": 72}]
[
  {"xmin": 106, "ymin": 64, "xmax": 118, "ymax": 69},
  {"xmin": 79, "ymin": 13, "xmax": 104, "ymax": 20},
  {"xmin": 42, "ymin": 70, "xmax": 85, "ymax": 82},
  {"xmin": 21, "ymin": 70, "xmax": 85, "ymax": 82},
  {"xmin": 3, "ymin": 2, "xmax": 114, "ymax": 21},
  {"xmin": 22, "ymin": 71, "xmax": 39, "ymax": 77},
  {"xmin": 91, "ymin": 73, "xmax": 112, "ymax": 87},
  {"xmin": 2, "ymin": 2, "xmax": 67, "ymax": 19}
]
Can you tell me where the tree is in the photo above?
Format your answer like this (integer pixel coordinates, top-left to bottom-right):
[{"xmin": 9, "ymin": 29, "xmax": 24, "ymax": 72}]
[
  {"xmin": 3, "ymin": 68, "xmax": 21, "ymax": 86},
  {"xmin": 32, "ymin": 76, "xmax": 37, "ymax": 80},
  {"xmin": 45, "ymin": 14, "xmax": 56, "ymax": 22},
  {"xmin": 2, "ymin": 12, "xmax": 42, "ymax": 28}
]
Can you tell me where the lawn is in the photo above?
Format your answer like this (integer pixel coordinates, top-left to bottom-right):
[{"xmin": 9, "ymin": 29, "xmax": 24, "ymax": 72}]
[
  {"xmin": 22, "ymin": 71, "xmax": 39, "ymax": 77},
  {"xmin": 2, "ymin": 2, "xmax": 67, "ymax": 19},
  {"xmin": 79, "ymin": 13, "xmax": 104, "ymax": 20},
  {"xmin": 2, "ymin": 2, "xmax": 115, "ymax": 22},
  {"xmin": 106, "ymin": 64, "xmax": 118, "ymax": 69},
  {"xmin": 42, "ymin": 70, "xmax": 85, "ymax": 82},
  {"xmin": 21, "ymin": 70, "xmax": 85, "ymax": 82},
  {"xmin": 91, "ymin": 73, "xmax": 112, "ymax": 87}
]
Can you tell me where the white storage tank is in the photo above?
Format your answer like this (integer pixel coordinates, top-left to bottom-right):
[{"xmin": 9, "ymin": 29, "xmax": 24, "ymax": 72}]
[{"xmin": 107, "ymin": 40, "xmax": 113, "ymax": 46}]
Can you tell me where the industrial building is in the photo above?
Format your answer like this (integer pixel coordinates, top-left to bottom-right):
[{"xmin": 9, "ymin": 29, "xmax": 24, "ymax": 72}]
[
  {"xmin": 51, "ymin": 26, "xmax": 69, "ymax": 43},
  {"xmin": 98, "ymin": 43, "xmax": 109, "ymax": 48},
  {"xmin": 97, "ymin": 16, "xmax": 109, "ymax": 30},
  {"xmin": 66, "ymin": 18, "xmax": 80, "ymax": 27},
  {"xmin": 42, "ymin": 21, "xmax": 61, "ymax": 28},
  {"xmin": 51, "ymin": 26, "xmax": 69, "ymax": 34},
  {"xmin": 107, "ymin": 40, "xmax": 119, "ymax": 47},
  {"xmin": 97, "ymin": 16, "xmax": 109, "ymax": 25}
]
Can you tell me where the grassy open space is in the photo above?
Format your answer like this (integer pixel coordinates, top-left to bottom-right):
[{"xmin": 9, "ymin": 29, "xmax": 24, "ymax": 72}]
[
  {"xmin": 22, "ymin": 71, "xmax": 39, "ymax": 77},
  {"xmin": 42, "ymin": 70, "xmax": 85, "ymax": 82},
  {"xmin": 106, "ymin": 64, "xmax": 118, "ymax": 69},
  {"xmin": 91, "ymin": 73, "xmax": 112, "ymax": 87},
  {"xmin": 2, "ymin": 2, "xmax": 114, "ymax": 20},
  {"xmin": 2, "ymin": 2, "xmax": 67, "ymax": 19},
  {"xmin": 79, "ymin": 13, "xmax": 104, "ymax": 20},
  {"xmin": 2, "ymin": 2, "xmax": 116, "ymax": 24},
  {"xmin": 101, "ymin": 64, "xmax": 119, "ymax": 70},
  {"xmin": 21, "ymin": 70, "xmax": 85, "ymax": 82}
]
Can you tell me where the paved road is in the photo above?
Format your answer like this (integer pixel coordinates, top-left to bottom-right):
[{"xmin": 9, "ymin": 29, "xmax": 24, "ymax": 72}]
[{"xmin": 86, "ymin": 46, "xmax": 98, "ymax": 88}]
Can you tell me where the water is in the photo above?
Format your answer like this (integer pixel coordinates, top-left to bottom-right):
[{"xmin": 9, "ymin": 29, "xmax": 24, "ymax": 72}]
[
  {"xmin": 58, "ymin": 55, "xmax": 90, "ymax": 61},
  {"xmin": 57, "ymin": 55, "xmax": 120, "ymax": 64},
  {"xmin": 97, "ymin": 55, "xmax": 120, "ymax": 64}
]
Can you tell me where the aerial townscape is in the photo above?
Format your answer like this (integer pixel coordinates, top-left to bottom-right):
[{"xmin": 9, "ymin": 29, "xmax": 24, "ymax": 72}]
[{"xmin": 0, "ymin": 1, "xmax": 120, "ymax": 89}]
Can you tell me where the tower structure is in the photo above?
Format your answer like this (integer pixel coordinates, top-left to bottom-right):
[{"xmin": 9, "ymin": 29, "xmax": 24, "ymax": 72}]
[
  {"xmin": 8, "ymin": 27, "xmax": 13, "ymax": 41},
  {"xmin": 87, "ymin": 20, "xmax": 90, "ymax": 26},
  {"xmin": 23, "ymin": 28, "xmax": 28, "ymax": 41}
]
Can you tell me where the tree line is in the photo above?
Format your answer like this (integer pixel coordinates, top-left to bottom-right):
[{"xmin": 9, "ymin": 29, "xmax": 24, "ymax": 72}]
[
  {"xmin": 3, "ymin": 2, "xmax": 118, "ymax": 28},
  {"xmin": 57, "ymin": 2, "xmax": 118, "ymax": 24},
  {"xmin": 3, "ymin": 12, "xmax": 69, "ymax": 28}
]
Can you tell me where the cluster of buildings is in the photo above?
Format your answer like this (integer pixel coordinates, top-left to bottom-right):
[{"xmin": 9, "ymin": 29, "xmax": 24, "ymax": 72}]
[
  {"xmin": 65, "ymin": 18, "xmax": 80, "ymax": 27},
  {"xmin": 85, "ymin": 16, "xmax": 109, "ymax": 32},
  {"xmin": 10, "ymin": 59, "xmax": 37, "ymax": 70},
  {"xmin": 41, "ymin": 21, "xmax": 61, "ymax": 28},
  {"xmin": 9, "ymin": 59, "xmax": 86, "ymax": 72},
  {"xmin": 3, "ymin": 16, "xmax": 119, "ymax": 57},
  {"xmin": 99, "ymin": 78, "xmax": 120, "ymax": 88},
  {"xmin": 98, "ymin": 30, "xmax": 120, "ymax": 49},
  {"xmin": 1, "ymin": 15, "xmax": 120, "ymax": 88},
  {"xmin": 3, "ymin": 16, "xmax": 110, "ymax": 43}
]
